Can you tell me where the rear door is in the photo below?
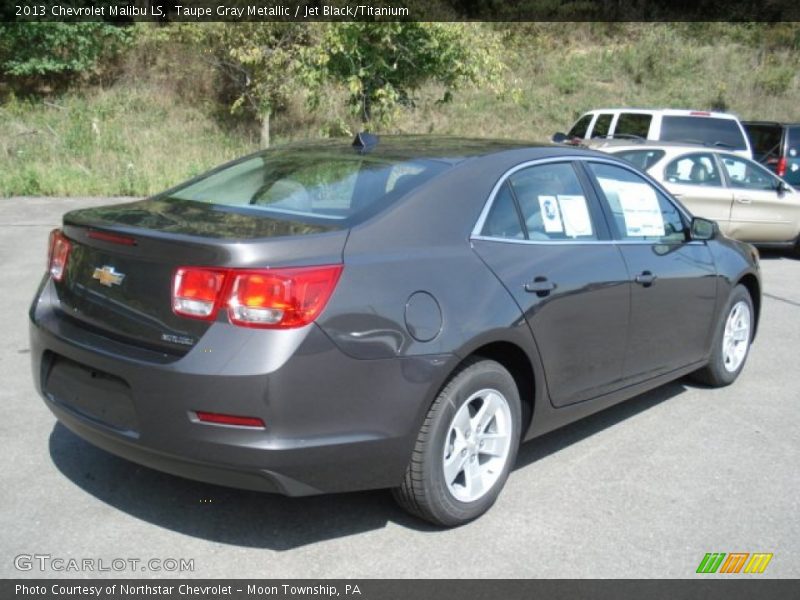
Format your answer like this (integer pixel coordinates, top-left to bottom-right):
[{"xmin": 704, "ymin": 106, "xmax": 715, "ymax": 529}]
[
  {"xmin": 584, "ymin": 161, "xmax": 718, "ymax": 382},
  {"xmin": 472, "ymin": 160, "xmax": 631, "ymax": 406},
  {"xmin": 720, "ymin": 154, "xmax": 800, "ymax": 243},
  {"xmin": 661, "ymin": 152, "xmax": 735, "ymax": 234}
]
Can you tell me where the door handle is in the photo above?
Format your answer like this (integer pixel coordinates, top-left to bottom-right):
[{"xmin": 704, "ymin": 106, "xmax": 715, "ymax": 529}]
[
  {"xmin": 635, "ymin": 271, "xmax": 657, "ymax": 287},
  {"xmin": 735, "ymin": 197, "xmax": 753, "ymax": 204},
  {"xmin": 525, "ymin": 276, "xmax": 557, "ymax": 297}
]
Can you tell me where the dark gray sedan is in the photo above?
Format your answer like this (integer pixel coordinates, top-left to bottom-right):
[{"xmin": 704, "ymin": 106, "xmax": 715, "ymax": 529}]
[{"xmin": 30, "ymin": 135, "xmax": 761, "ymax": 526}]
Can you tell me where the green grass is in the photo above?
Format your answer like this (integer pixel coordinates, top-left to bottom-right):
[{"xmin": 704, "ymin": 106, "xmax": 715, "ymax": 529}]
[
  {"xmin": 0, "ymin": 86, "xmax": 257, "ymax": 196},
  {"xmin": 1, "ymin": 23, "xmax": 799, "ymax": 197}
]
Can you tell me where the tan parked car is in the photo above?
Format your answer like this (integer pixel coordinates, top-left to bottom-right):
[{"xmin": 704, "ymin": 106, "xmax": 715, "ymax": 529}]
[{"xmin": 592, "ymin": 141, "xmax": 800, "ymax": 250}]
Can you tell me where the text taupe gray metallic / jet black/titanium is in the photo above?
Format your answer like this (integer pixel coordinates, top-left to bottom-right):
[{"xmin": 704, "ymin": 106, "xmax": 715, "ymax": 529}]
[{"xmin": 29, "ymin": 136, "xmax": 761, "ymax": 526}]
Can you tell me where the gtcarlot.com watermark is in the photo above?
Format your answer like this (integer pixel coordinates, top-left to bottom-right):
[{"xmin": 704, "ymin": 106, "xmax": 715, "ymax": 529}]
[{"xmin": 14, "ymin": 553, "xmax": 195, "ymax": 573}]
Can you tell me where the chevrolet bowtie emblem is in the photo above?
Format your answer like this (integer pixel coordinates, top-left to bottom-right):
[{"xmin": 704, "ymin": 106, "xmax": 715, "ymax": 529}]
[{"xmin": 92, "ymin": 265, "xmax": 125, "ymax": 287}]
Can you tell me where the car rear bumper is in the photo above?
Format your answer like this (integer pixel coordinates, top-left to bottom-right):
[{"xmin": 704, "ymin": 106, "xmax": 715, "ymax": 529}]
[{"xmin": 30, "ymin": 277, "xmax": 452, "ymax": 496}]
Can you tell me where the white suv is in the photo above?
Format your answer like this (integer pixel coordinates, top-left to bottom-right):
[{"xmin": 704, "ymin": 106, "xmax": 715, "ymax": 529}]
[{"xmin": 558, "ymin": 108, "xmax": 753, "ymax": 159}]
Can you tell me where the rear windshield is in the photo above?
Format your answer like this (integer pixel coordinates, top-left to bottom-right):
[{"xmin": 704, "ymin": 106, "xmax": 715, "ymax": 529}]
[
  {"xmin": 612, "ymin": 149, "xmax": 665, "ymax": 171},
  {"xmin": 166, "ymin": 151, "xmax": 449, "ymax": 224},
  {"xmin": 660, "ymin": 116, "xmax": 747, "ymax": 151},
  {"xmin": 744, "ymin": 123, "xmax": 783, "ymax": 160}
]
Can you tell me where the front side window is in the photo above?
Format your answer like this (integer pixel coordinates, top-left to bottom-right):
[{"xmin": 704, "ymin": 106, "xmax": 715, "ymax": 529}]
[
  {"xmin": 664, "ymin": 153, "xmax": 722, "ymax": 187},
  {"xmin": 615, "ymin": 113, "xmax": 652, "ymax": 139},
  {"xmin": 591, "ymin": 114, "xmax": 614, "ymax": 138},
  {"xmin": 568, "ymin": 114, "xmax": 593, "ymax": 139},
  {"xmin": 720, "ymin": 155, "xmax": 781, "ymax": 191},
  {"xmin": 588, "ymin": 162, "xmax": 687, "ymax": 243},
  {"xmin": 509, "ymin": 162, "xmax": 597, "ymax": 240},
  {"xmin": 660, "ymin": 116, "xmax": 748, "ymax": 151}
]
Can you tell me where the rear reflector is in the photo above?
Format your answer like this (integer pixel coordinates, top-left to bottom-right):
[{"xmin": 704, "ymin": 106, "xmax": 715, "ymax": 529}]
[
  {"xmin": 173, "ymin": 268, "xmax": 226, "ymax": 320},
  {"xmin": 195, "ymin": 411, "xmax": 265, "ymax": 428},
  {"xmin": 172, "ymin": 265, "xmax": 342, "ymax": 329},
  {"xmin": 47, "ymin": 229, "xmax": 72, "ymax": 282},
  {"xmin": 777, "ymin": 157, "xmax": 787, "ymax": 178}
]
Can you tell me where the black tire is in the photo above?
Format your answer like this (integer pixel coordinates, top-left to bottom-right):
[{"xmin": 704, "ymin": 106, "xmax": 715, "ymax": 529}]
[
  {"xmin": 691, "ymin": 284, "xmax": 754, "ymax": 387},
  {"xmin": 392, "ymin": 358, "xmax": 522, "ymax": 527}
]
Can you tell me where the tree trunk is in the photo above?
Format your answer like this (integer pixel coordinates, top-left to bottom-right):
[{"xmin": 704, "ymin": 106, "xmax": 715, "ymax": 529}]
[{"xmin": 259, "ymin": 109, "xmax": 271, "ymax": 148}]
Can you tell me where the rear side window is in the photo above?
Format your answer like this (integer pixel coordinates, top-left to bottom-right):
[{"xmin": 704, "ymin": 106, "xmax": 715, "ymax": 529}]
[
  {"xmin": 591, "ymin": 114, "xmax": 613, "ymax": 138},
  {"xmin": 615, "ymin": 113, "xmax": 652, "ymax": 139},
  {"xmin": 613, "ymin": 149, "xmax": 665, "ymax": 171},
  {"xmin": 664, "ymin": 153, "xmax": 722, "ymax": 187},
  {"xmin": 481, "ymin": 182, "xmax": 524, "ymax": 239},
  {"xmin": 660, "ymin": 116, "xmax": 747, "ymax": 151},
  {"xmin": 509, "ymin": 162, "xmax": 597, "ymax": 240},
  {"xmin": 168, "ymin": 152, "xmax": 448, "ymax": 224},
  {"xmin": 588, "ymin": 162, "xmax": 687, "ymax": 243},
  {"xmin": 568, "ymin": 114, "xmax": 593, "ymax": 139},
  {"xmin": 744, "ymin": 123, "xmax": 783, "ymax": 161}
]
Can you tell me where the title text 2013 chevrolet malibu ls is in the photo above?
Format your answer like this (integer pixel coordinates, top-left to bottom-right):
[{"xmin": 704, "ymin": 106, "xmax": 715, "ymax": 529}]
[{"xmin": 30, "ymin": 136, "xmax": 761, "ymax": 526}]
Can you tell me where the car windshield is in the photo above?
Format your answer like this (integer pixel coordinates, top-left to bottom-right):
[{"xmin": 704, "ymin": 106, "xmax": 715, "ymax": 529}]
[
  {"xmin": 165, "ymin": 150, "xmax": 450, "ymax": 224},
  {"xmin": 660, "ymin": 116, "xmax": 747, "ymax": 151},
  {"xmin": 612, "ymin": 149, "xmax": 665, "ymax": 171}
]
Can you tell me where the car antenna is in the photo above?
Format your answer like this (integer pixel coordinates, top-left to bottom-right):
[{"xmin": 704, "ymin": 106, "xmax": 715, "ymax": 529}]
[{"xmin": 353, "ymin": 132, "xmax": 379, "ymax": 153}]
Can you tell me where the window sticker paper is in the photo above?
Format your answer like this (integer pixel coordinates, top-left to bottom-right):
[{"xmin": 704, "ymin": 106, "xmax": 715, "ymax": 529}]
[
  {"xmin": 537, "ymin": 195, "xmax": 564, "ymax": 233},
  {"xmin": 617, "ymin": 182, "xmax": 664, "ymax": 237},
  {"xmin": 557, "ymin": 194, "xmax": 593, "ymax": 237}
]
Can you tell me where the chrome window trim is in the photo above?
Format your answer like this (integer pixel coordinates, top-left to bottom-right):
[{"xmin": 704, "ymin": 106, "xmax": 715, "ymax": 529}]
[{"xmin": 471, "ymin": 155, "xmax": 696, "ymax": 244}]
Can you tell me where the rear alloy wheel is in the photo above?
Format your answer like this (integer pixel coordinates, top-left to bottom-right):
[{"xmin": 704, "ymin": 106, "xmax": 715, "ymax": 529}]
[
  {"xmin": 392, "ymin": 358, "xmax": 521, "ymax": 527},
  {"xmin": 691, "ymin": 284, "xmax": 754, "ymax": 387}
]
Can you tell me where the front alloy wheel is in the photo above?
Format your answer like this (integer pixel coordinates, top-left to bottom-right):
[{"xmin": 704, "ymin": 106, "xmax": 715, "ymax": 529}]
[
  {"xmin": 393, "ymin": 358, "xmax": 521, "ymax": 527},
  {"xmin": 692, "ymin": 284, "xmax": 754, "ymax": 387}
]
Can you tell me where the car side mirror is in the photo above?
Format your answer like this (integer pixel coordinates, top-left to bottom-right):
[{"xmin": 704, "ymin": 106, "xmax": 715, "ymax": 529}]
[
  {"xmin": 690, "ymin": 217, "xmax": 717, "ymax": 241},
  {"xmin": 551, "ymin": 132, "xmax": 568, "ymax": 144},
  {"xmin": 776, "ymin": 180, "xmax": 790, "ymax": 196}
]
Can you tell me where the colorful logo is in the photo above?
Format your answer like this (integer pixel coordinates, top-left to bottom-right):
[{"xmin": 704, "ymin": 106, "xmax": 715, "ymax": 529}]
[{"xmin": 696, "ymin": 552, "xmax": 773, "ymax": 574}]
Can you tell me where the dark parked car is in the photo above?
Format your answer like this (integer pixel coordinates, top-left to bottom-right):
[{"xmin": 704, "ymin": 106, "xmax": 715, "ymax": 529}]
[
  {"xmin": 743, "ymin": 121, "xmax": 800, "ymax": 186},
  {"xmin": 30, "ymin": 135, "xmax": 761, "ymax": 526}
]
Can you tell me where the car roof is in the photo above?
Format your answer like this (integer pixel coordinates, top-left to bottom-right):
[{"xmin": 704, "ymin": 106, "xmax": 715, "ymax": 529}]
[
  {"xmin": 260, "ymin": 135, "xmax": 604, "ymax": 164},
  {"xmin": 592, "ymin": 141, "xmax": 745, "ymax": 159},
  {"xmin": 588, "ymin": 139, "xmax": 743, "ymax": 153},
  {"xmin": 742, "ymin": 121, "xmax": 800, "ymax": 127},
  {"xmin": 583, "ymin": 108, "xmax": 740, "ymax": 119}
]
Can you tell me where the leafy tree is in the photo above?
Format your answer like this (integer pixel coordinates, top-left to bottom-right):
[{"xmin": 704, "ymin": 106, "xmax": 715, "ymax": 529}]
[
  {"xmin": 168, "ymin": 23, "xmax": 324, "ymax": 148},
  {"xmin": 0, "ymin": 23, "xmax": 132, "ymax": 90},
  {"xmin": 319, "ymin": 23, "xmax": 505, "ymax": 125}
]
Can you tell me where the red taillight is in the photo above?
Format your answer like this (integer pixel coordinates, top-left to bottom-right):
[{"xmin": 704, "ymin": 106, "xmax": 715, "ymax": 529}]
[
  {"xmin": 194, "ymin": 411, "xmax": 265, "ymax": 428},
  {"xmin": 777, "ymin": 157, "xmax": 787, "ymax": 178},
  {"xmin": 171, "ymin": 265, "xmax": 342, "ymax": 329},
  {"xmin": 689, "ymin": 111, "xmax": 711, "ymax": 116},
  {"xmin": 47, "ymin": 229, "xmax": 71, "ymax": 282},
  {"xmin": 228, "ymin": 265, "xmax": 343, "ymax": 328},
  {"xmin": 172, "ymin": 268, "xmax": 226, "ymax": 320}
]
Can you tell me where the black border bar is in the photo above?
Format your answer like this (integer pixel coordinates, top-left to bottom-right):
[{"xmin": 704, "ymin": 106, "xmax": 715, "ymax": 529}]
[
  {"xmin": 4, "ymin": 579, "xmax": 800, "ymax": 600},
  {"xmin": 3, "ymin": 0, "xmax": 800, "ymax": 22}
]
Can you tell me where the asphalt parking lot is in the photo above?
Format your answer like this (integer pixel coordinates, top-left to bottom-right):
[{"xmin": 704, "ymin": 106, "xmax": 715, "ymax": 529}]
[{"xmin": 1, "ymin": 197, "xmax": 798, "ymax": 579}]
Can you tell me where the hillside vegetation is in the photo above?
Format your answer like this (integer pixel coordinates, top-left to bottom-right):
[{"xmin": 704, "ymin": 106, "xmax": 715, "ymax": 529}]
[{"xmin": 1, "ymin": 22, "xmax": 799, "ymax": 197}]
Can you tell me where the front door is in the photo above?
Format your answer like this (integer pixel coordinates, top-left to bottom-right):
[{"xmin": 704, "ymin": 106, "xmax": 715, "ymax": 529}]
[
  {"xmin": 584, "ymin": 161, "xmax": 718, "ymax": 382},
  {"xmin": 721, "ymin": 154, "xmax": 800, "ymax": 243}
]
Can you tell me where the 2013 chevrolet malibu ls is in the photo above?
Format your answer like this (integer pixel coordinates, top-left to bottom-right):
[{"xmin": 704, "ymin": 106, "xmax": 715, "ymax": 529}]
[{"xmin": 30, "ymin": 135, "xmax": 761, "ymax": 526}]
